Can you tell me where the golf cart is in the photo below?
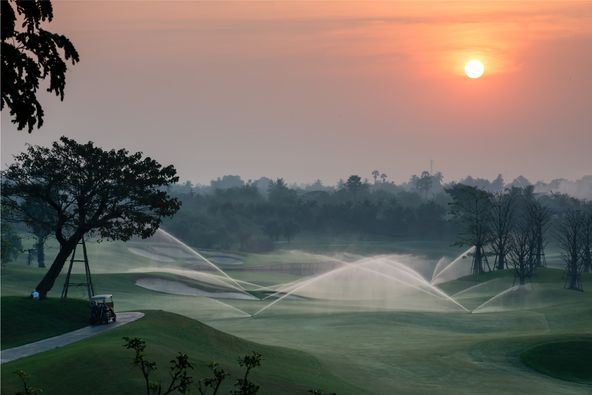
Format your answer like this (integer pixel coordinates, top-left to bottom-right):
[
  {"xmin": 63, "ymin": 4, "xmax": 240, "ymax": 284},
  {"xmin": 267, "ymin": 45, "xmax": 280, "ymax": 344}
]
[{"xmin": 89, "ymin": 294, "xmax": 117, "ymax": 325}]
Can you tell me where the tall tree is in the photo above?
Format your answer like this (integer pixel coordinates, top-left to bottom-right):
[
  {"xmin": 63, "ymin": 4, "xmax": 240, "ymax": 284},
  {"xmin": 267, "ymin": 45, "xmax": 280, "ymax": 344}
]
[
  {"xmin": 1, "ymin": 0, "xmax": 79, "ymax": 132},
  {"xmin": 344, "ymin": 175, "xmax": 364, "ymax": 195},
  {"xmin": 268, "ymin": 178, "xmax": 297, "ymax": 206},
  {"xmin": 557, "ymin": 210, "xmax": 584, "ymax": 291},
  {"xmin": 507, "ymin": 217, "xmax": 535, "ymax": 285},
  {"xmin": 1, "ymin": 137, "xmax": 180, "ymax": 297},
  {"xmin": 581, "ymin": 206, "xmax": 592, "ymax": 273},
  {"xmin": 446, "ymin": 184, "xmax": 492, "ymax": 276},
  {"xmin": 21, "ymin": 197, "xmax": 55, "ymax": 267},
  {"xmin": 525, "ymin": 195, "xmax": 551, "ymax": 268},
  {"xmin": 0, "ymin": 205, "xmax": 23, "ymax": 264},
  {"xmin": 371, "ymin": 170, "xmax": 379, "ymax": 184},
  {"xmin": 414, "ymin": 171, "xmax": 433, "ymax": 200},
  {"xmin": 489, "ymin": 189, "xmax": 517, "ymax": 270}
]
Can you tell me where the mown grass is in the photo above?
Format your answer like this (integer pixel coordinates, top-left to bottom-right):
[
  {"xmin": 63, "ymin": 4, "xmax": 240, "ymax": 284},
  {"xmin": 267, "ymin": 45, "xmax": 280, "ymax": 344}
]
[
  {"xmin": 1, "ymin": 296, "xmax": 89, "ymax": 349},
  {"xmin": 1, "ymin": 310, "xmax": 361, "ymax": 395},
  {"xmin": 2, "ymin": 244, "xmax": 592, "ymax": 394}
]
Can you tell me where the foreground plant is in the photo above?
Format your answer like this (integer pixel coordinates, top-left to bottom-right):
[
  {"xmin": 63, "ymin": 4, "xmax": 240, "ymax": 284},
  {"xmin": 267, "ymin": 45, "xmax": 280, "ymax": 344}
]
[
  {"xmin": 198, "ymin": 362, "xmax": 229, "ymax": 395},
  {"xmin": 14, "ymin": 370, "xmax": 42, "ymax": 395},
  {"xmin": 123, "ymin": 337, "xmax": 193, "ymax": 395},
  {"xmin": 123, "ymin": 337, "xmax": 264, "ymax": 395},
  {"xmin": 232, "ymin": 352, "xmax": 262, "ymax": 395}
]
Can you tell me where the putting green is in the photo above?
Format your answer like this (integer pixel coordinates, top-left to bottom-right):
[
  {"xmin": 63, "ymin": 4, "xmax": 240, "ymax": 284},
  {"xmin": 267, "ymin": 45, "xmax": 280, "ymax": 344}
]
[{"xmin": 521, "ymin": 339, "xmax": 592, "ymax": 384}]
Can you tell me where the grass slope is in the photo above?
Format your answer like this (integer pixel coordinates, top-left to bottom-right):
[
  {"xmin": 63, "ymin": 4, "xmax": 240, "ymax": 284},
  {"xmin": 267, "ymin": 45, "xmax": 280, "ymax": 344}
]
[
  {"xmin": 1, "ymin": 297, "xmax": 89, "ymax": 349},
  {"xmin": 1, "ymin": 310, "xmax": 361, "ymax": 395},
  {"xmin": 521, "ymin": 338, "xmax": 592, "ymax": 384}
]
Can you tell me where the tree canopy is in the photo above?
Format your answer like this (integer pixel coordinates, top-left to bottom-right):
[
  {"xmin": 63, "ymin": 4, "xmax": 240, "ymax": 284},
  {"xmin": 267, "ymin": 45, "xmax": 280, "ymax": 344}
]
[
  {"xmin": 1, "ymin": 0, "xmax": 79, "ymax": 132},
  {"xmin": 1, "ymin": 136, "xmax": 180, "ymax": 296}
]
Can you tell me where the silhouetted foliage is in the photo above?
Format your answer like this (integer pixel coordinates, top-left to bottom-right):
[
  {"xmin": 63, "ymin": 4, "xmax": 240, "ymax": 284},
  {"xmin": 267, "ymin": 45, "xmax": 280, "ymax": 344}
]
[
  {"xmin": 1, "ymin": 0, "xmax": 79, "ymax": 132},
  {"xmin": 13, "ymin": 369, "xmax": 42, "ymax": 395},
  {"xmin": 232, "ymin": 352, "xmax": 262, "ymax": 395},
  {"xmin": 198, "ymin": 362, "xmax": 229, "ymax": 395},
  {"xmin": 123, "ymin": 337, "xmax": 193, "ymax": 395},
  {"xmin": 124, "ymin": 338, "xmax": 263, "ymax": 395},
  {"xmin": 1, "ymin": 137, "xmax": 180, "ymax": 297}
]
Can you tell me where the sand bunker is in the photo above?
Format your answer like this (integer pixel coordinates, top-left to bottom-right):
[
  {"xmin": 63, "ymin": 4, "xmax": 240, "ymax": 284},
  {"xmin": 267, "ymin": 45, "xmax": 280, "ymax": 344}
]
[
  {"xmin": 135, "ymin": 278, "xmax": 257, "ymax": 300},
  {"xmin": 152, "ymin": 246, "xmax": 193, "ymax": 259},
  {"xmin": 128, "ymin": 247, "xmax": 174, "ymax": 262},
  {"xmin": 207, "ymin": 255, "xmax": 244, "ymax": 265}
]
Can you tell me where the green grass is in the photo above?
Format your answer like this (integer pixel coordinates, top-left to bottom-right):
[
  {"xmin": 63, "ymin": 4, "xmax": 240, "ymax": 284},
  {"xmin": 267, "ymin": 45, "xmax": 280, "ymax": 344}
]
[
  {"xmin": 3, "ymin": 242, "xmax": 592, "ymax": 394},
  {"xmin": 1, "ymin": 296, "xmax": 89, "ymax": 349},
  {"xmin": 0, "ymin": 310, "xmax": 361, "ymax": 395},
  {"xmin": 521, "ymin": 338, "xmax": 592, "ymax": 384}
]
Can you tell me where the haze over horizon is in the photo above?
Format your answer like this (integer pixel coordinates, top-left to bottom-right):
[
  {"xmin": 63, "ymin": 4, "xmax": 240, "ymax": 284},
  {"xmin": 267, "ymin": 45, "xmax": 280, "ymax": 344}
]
[{"xmin": 2, "ymin": 1, "xmax": 591, "ymax": 185}]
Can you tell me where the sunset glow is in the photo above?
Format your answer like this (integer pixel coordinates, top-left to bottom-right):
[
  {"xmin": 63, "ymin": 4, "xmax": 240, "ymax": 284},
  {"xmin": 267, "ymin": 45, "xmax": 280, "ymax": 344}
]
[{"xmin": 2, "ymin": 1, "xmax": 591, "ymax": 183}]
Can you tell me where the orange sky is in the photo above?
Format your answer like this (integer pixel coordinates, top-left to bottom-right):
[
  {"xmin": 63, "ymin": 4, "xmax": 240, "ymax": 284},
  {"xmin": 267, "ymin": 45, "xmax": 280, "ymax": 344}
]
[{"xmin": 2, "ymin": 1, "xmax": 591, "ymax": 184}]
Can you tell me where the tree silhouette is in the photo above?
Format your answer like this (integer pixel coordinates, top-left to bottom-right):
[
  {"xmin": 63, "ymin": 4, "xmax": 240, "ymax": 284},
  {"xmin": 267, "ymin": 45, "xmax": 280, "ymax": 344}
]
[
  {"xmin": 557, "ymin": 209, "xmax": 584, "ymax": 291},
  {"xmin": 371, "ymin": 170, "xmax": 379, "ymax": 184},
  {"xmin": 0, "ymin": 205, "xmax": 23, "ymax": 264},
  {"xmin": 414, "ymin": 171, "xmax": 432, "ymax": 200},
  {"xmin": 581, "ymin": 206, "xmax": 591, "ymax": 273},
  {"xmin": 19, "ymin": 197, "xmax": 56, "ymax": 267},
  {"xmin": 490, "ymin": 189, "xmax": 517, "ymax": 270},
  {"xmin": 446, "ymin": 184, "xmax": 492, "ymax": 275},
  {"xmin": 344, "ymin": 175, "xmax": 366, "ymax": 196},
  {"xmin": 1, "ymin": 137, "xmax": 180, "ymax": 297},
  {"xmin": 525, "ymin": 192, "xmax": 551, "ymax": 268},
  {"xmin": 1, "ymin": 0, "xmax": 79, "ymax": 132},
  {"xmin": 508, "ymin": 217, "xmax": 535, "ymax": 285}
]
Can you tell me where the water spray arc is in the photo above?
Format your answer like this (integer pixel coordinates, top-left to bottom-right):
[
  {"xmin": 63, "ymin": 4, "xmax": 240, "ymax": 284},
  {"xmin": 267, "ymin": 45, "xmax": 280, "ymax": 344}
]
[
  {"xmin": 431, "ymin": 246, "xmax": 476, "ymax": 285},
  {"xmin": 253, "ymin": 255, "xmax": 469, "ymax": 316},
  {"xmin": 157, "ymin": 229, "xmax": 247, "ymax": 292}
]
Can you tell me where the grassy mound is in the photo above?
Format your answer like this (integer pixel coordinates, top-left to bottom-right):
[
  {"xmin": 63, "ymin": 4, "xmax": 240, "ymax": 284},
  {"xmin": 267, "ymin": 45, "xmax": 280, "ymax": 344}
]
[
  {"xmin": 1, "ymin": 296, "xmax": 89, "ymax": 349},
  {"xmin": 521, "ymin": 338, "xmax": 592, "ymax": 384},
  {"xmin": 1, "ymin": 310, "xmax": 360, "ymax": 395}
]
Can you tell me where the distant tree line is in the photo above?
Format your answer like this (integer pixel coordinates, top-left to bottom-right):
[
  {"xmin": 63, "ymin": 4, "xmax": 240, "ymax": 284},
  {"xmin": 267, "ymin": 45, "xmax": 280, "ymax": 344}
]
[
  {"xmin": 164, "ymin": 171, "xmax": 591, "ymax": 269},
  {"xmin": 164, "ymin": 174, "xmax": 457, "ymax": 252}
]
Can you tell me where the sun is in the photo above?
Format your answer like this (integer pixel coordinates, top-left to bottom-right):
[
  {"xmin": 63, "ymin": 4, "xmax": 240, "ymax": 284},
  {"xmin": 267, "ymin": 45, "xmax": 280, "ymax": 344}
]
[{"xmin": 464, "ymin": 60, "xmax": 485, "ymax": 79}]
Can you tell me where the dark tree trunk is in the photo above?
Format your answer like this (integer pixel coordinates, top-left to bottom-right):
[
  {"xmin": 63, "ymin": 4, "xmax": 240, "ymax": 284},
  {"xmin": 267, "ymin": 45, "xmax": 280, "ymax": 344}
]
[
  {"xmin": 36, "ymin": 237, "xmax": 45, "ymax": 268},
  {"xmin": 35, "ymin": 240, "xmax": 77, "ymax": 298},
  {"xmin": 566, "ymin": 272, "xmax": 579, "ymax": 290},
  {"xmin": 473, "ymin": 244, "xmax": 483, "ymax": 276},
  {"xmin": 584, "ymin": 251, "xmax": 591, "ymax": 273},
  {"xmin": 496, "ymin": 250, "xmax": 505, "ymax": 271}
]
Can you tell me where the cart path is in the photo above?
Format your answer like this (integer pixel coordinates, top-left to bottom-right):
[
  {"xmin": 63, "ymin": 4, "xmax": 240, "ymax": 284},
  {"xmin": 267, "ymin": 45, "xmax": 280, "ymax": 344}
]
[{"xmin": 0, "ymin": 312, "xmax": 144, "ymax": 364}]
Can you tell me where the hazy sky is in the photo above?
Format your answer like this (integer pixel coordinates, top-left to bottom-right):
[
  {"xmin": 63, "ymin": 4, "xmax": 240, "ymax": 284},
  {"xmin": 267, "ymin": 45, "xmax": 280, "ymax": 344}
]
[{"xmin": 2, "ymin": 1, "xmax": 591, "ymax": 185}]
